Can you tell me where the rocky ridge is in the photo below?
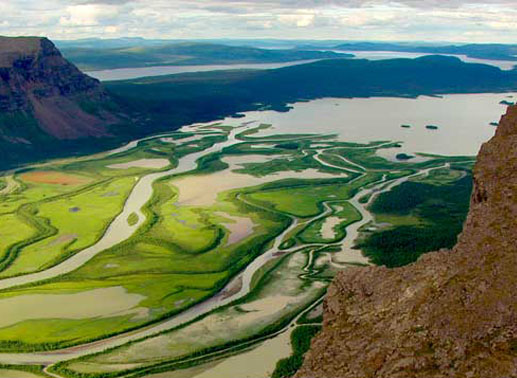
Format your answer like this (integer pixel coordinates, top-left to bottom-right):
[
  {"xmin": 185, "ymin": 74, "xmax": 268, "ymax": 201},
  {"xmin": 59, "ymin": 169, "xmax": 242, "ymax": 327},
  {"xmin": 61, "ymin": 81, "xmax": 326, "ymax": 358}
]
[
  {"xmin": 0, "ymin": 36, "xmax": 117, "ymax": 141},
  {"xmin": 296, "ymin": 104, "xmax": 517, "ymax": 378}
]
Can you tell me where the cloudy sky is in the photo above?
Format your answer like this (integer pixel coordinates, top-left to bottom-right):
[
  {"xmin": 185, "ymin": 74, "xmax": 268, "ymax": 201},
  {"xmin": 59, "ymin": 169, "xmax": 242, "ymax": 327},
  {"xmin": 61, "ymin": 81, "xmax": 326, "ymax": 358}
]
[{"xmin": 0, "ymin": 0, "xmax": 516, "ymax": 43}]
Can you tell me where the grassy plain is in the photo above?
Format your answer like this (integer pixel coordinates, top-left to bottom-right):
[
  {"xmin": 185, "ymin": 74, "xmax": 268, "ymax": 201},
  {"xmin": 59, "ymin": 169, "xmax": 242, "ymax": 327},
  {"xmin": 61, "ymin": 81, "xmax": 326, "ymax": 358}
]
[
  {"xmin": 0, "ymin": 177, "xmax": 136, "ymax": 278},
  {"xmin": 0, "ymin": 123, "xmax": 477, "ymax": 378}
]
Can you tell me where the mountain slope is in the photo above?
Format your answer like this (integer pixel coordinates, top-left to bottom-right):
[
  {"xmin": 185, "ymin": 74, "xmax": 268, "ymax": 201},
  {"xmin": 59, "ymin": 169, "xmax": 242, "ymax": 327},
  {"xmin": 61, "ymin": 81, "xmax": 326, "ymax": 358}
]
[
  {"xmin": 296, "ymin": 105, "xmax": 517, "ymax": 377},
  {"xmin": 0, "ymin": 36, "xmax": 126, "ymax": 166}
]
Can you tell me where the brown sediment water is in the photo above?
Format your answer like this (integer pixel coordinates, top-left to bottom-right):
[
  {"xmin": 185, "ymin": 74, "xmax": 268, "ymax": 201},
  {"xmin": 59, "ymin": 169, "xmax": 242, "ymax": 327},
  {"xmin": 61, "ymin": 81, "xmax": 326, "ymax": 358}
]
[
  {"xmin": 192, "ymin": 330, "xmax": 293, "ymax": 378},
  {"xmin": 0, "ymin": 287, "xmax": 148, "ymax": 328},
  {"xmin": 215, "ymin": 212, "xmax": 256, "ymax": 246},
  {"xmin": 320, "ymin": 216, "xmax": 342, "ymax": 240},
  {"xmin": 107, "ymin": 159, "xmax": 171, "ymax": 170},
  {"xmin": 171, "ymin": 154, "xmax": 341, "ymax": 207},
  {"xmin": 0, "ymin": 369, "xmax": 43, "ymax": 378},
  {"xmin": 0, "ymin": 167, "xmax": 446, "ymax": 365}
]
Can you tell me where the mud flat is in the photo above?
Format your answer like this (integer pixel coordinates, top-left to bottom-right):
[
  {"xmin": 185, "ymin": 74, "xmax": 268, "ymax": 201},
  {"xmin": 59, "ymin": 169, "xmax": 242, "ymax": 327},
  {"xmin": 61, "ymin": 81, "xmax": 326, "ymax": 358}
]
[
  {"xmin": 320, "ymin": 216, "xmax": 342, "ymax": 239},
  {"xmin": 0, "ymin": 287, "xmax": 148, "ymax": 328},
  {"xmin": 216, "ymin": 212, "xmax": 257, "ymax": 246},
  {"xmin": 172, "ymin": 153, "xmax": 341, "ymax": 207},
  {"xmin": 0, "ymin": 369, "xmax": 43, "ymax": 378},
  {"xmin": 192, "ymin": 329, "xmax": 293, "ymax": 378},
  {"xmin": 107, "ymin": 159, "xmax": 171, "ymax": 170},
  {"xmin": 0, "ymin": 175, "xmax": 20, "ymax": 195}
]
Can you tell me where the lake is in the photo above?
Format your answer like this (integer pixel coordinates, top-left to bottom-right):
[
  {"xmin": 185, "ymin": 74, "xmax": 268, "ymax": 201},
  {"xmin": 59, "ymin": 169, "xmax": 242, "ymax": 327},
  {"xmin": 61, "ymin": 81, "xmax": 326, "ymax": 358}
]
[
  {"xmin": 87, "ymin": 53, "xmax": 516, "ymax": 82},
  {"xmin": 217, "ymin": 93, "xmax": 516, "ymax": 156},
  {"xmin": 86, "ymin": 60, "xmax": 321, "ymax": 81},
  {"xmin": 331, "ymin": 50, "xmax": 517, "ymax": 70}
]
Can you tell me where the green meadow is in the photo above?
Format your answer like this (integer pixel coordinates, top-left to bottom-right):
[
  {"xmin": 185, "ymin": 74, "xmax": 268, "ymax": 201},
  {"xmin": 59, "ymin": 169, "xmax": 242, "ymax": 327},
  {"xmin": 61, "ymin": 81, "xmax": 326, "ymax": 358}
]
[{"xmin": 0, "ymin": 123, "xmax": 474, "ymax": 377}]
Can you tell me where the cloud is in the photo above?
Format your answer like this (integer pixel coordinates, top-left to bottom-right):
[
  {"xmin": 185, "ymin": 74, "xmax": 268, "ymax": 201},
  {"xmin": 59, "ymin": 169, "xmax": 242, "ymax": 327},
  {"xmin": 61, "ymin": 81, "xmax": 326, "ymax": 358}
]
[
  {"xmin": 277, "ymin": 13, "xmax": 316, "ymax": 28},
  {"xmin": 0, "ymin": 0, "xmax": 515, "ymax": 43}
]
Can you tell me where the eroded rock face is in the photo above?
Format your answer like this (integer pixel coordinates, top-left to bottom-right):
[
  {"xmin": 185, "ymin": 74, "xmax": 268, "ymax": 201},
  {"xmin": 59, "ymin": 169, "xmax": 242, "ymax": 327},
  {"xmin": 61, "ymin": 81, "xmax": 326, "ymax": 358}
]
[
  {"xmin": 296, "ymin": 105, "xmax": 517, "ymax": 378},
  {"xmin": 0, "ymin": 36, "xmax": 114, "ymax": 140}
]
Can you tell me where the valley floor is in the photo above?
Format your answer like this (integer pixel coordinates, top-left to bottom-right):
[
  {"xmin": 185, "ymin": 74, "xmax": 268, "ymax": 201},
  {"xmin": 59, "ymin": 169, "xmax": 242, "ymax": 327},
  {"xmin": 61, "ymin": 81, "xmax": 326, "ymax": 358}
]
[{"xmin": 0, "ymin": 120, "xmax": 474, "ymax": 378}]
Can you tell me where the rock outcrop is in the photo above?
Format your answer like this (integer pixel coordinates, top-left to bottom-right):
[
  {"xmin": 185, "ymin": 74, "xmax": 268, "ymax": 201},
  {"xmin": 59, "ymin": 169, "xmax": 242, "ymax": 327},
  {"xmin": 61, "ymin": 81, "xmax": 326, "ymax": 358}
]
[
  {"xmin": 0, "ymin": 36, "xmax": 117, "ymax": 142},
  {"xmin": 296, "ymin": 104, "xmax": 517, "ymax": 378}
]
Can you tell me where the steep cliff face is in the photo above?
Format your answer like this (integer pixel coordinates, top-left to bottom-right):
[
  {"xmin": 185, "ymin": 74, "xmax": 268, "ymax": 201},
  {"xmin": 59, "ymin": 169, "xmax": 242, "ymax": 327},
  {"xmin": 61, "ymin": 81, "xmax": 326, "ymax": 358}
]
[
  {"xmin": 296, "ymin": 105, "xmax": 517, "ymax": 378},
  {"xmin": 0, "ymin": 36, "xmax": 117, "ymax": 145}
]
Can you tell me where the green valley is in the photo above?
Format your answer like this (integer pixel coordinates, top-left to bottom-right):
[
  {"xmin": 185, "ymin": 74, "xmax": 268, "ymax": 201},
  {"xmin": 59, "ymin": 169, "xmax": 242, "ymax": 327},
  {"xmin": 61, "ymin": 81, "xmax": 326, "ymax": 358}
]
[{"xmin": 0, "ymin": 119, "xmax": 474, "ymax": 377}]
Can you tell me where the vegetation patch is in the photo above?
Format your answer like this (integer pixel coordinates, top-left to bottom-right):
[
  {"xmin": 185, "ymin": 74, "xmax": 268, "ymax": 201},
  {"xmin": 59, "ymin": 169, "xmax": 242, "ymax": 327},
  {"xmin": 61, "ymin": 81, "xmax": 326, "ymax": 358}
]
[
  {"xmin": 358, "ymin": 172, "xmax": 473, "ymax": 267},
  {"xmin": 127, "ymin": 212, "xmax": 139, "ymax": 226},
  {"xmin": 272, "ymin": 325, "xmax": 322, "ymax": 378},
  {"xmin": 298, "ymin": 202, "xmax": 361, "ymax": 244},
  {"xmin": 20, "ymin": 171, "xmax": 92, "ymax": 186}
]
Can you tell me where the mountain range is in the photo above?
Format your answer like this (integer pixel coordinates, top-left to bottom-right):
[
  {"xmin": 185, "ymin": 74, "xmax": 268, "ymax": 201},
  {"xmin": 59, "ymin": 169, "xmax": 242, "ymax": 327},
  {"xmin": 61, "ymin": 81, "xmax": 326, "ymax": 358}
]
[{"xmin": 59, "ymin": 42, "xmax": 346, "ymax": 71}]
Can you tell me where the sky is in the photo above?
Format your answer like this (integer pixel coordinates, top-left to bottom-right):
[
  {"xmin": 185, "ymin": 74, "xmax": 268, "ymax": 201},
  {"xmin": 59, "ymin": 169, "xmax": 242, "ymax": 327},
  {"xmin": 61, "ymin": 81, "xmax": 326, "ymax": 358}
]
[{"xmin": 0, "ymin": 0, "xmax": 516, "ymax": 43}]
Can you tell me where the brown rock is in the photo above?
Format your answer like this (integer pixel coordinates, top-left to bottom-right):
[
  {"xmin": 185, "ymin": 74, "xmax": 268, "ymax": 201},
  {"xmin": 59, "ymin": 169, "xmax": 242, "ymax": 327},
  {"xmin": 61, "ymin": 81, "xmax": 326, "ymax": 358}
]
[
  {"xmin": 0, "ymin": 36, "xmax": 116, "ymax": 140},
  {"xmin": 296, "ymin": 105, "xmax": 517, "ymax": 378}
]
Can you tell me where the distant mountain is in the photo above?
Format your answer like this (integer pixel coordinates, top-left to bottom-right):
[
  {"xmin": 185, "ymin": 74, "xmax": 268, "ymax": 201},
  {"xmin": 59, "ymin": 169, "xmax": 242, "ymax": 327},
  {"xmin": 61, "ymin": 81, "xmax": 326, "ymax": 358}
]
[
  {"xmin": 0, "ymin": 37, "xmax": 128, "ymax": 166},
  {"xmin": 54, "ymin": 37, "xmax": 172, "ymax": 50},
  {"xmin": 55, "ymin": 38, "xmax": 346, "ymax": 51},
  {"xmin": 296, "ymin": 103, "xmax": 517, "ymax": 378},
  {"xmin": 107, "ymin": 55, "xmax": 517, "ymax": 129},
  {"xmin": 334, "ymin": 42, "xmax": 517, "ymax": 62},
  {"xmin": 59, "ymin": 42, "xmax": 347, "ymax": 71}
]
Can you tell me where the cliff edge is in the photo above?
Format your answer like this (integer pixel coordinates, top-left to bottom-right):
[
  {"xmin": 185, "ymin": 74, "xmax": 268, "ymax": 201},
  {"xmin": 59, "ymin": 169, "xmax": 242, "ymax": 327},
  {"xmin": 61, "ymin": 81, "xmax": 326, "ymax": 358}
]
[
  {"xmin": 296, "ymin": 104, "xmax": 517, "ymax": 378},
  {"xmin": 0, "ymin": 36, "xmax": 127, "ymax": 167},
  {"xmin": 0, "ymin": 36, "xmax": 116, "ymax": 139}
]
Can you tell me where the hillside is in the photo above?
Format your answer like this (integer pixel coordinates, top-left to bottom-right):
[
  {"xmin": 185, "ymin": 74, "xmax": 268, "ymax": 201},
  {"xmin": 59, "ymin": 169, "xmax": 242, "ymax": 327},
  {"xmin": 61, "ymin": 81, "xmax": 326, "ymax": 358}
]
[
  {"xmin": 295, "ymin": 104, "xmax": 517, "ymax": 377},
  {"xmin": 0, "ymin": 36, "xmax": 131, "ymax": 167},
  {"xmin": 60, "ymin": 42, "xmax": 346, "ymax": 71},
  {"xmin": 107, "ymin": 55, "xmax": 517, "ymax": 129},
  {"xmin": 334, "ymin": 42, "xmax": 517, "ymax": 62}
]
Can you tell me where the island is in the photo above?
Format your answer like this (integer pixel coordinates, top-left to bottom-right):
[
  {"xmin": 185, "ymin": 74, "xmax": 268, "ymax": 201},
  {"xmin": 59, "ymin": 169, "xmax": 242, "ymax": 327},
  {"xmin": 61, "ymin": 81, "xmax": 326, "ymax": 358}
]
[{"xmin": 396, "ymin": 153, "xmax": 415, "ymax": 161}]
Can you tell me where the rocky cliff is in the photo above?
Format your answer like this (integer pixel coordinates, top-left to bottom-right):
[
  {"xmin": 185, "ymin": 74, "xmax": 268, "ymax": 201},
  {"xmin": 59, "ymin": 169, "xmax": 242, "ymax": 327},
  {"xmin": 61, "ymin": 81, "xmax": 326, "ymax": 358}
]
[
  {"xmin": 0, "ymin": 36, "xmax": 129, "ymax": 167},
  {"xmin": 0, "ymin": 36, "xmax": 118, "ymax": 141},
  {"xmin": 296, "ymin": 104, "xmax": 517, "ymax": 378}
]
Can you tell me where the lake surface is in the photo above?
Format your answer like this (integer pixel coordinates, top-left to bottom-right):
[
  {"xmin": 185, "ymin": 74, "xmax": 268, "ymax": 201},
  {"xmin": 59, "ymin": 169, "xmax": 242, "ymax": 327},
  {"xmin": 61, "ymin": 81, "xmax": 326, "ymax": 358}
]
[
  {"xmin": 86, "ymin": 60, "xmax": 321, "ymax": 81},
  {"xmin": 218, "ymin": 93, "xmax": 516, "ymax": 156},
  {"xmin": 87, "ymin": 51, "xmax": 516, "ymax": 82},
  {"xmin": 333, "ymin": 50, "xmax": 517, "ymax": 70}
]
